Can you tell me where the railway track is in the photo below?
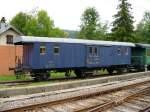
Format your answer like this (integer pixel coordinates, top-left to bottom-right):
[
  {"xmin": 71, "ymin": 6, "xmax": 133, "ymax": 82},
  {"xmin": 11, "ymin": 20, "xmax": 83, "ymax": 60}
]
[
  {"xmin": 106, "ymin": 94, "xmax": 150, "ymax": 112},
  {"xmin": 1, "ymin": 74, "xmax": 150, "ymax": 112}
]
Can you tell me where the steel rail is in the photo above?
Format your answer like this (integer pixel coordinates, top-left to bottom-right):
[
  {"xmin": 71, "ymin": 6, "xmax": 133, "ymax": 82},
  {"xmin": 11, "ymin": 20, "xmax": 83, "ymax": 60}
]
[
  {"xmin": 3, "ymin": 77, "xmax": 150, "ymax": 112},
  {"xmin": 139, "ymin": 106, "xmax": 150, "ymax": 112},
  {"xmin": 85, "ymin": 86, "xmax": 150, "ymax": 112}
]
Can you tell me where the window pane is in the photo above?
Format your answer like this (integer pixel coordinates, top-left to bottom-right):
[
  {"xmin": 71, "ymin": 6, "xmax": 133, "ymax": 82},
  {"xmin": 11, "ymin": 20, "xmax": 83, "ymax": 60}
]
[
  {"xmin": 89, "ymin": 47, "xmax": 93, "ymax": 55},
  {"xmin": 54, "ymin": 47, "xmax": 60, "ymax": 54},
  {"xmin": 6, "ymin": 35, "xmax": 13, "ymax": 44},
  {"xmin": 40, "ymin": 44, "xmax": 46, "ymax": 55},
  {"xmin": 117, "ymin": 48, "xmax": 121, "ymax": 55},
  {"xmin": 94, "ymin": 47, "xmax": 98, "ymax": 56}
]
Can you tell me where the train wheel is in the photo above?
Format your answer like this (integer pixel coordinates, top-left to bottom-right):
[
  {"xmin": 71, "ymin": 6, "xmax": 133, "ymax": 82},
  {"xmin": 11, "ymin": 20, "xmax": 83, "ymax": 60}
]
[
  {"xmin": 42, "ymin": 73, "xmax": 50, "ymax": 81},
  {"xmin": 92, "ymin": 70, "xmax": 99, "ymax": 76},
  {"xmin": 107, "ymin": 68, "xmax": 113, "ymax": 75},
  {"xmin": 33, "ymin": 72, "xmax": 50, "ymax": 81},
  {"xmin": 74, "ymin": 70, "xmax": 85, "ymax": 78},
  {"xmin": 34, "ymin": 75, "xmax": 41, "ymax": 81},
  {"xmin": 65, "ymin": 70, "xmax": 71, "ymax": 78},
  {"xmin": 115, "ymin": 68, "xmax": 125, "ymax": 74},
  {"xmin": 117, "ymin": 69, "xmax": 123, "ymax": 74}
]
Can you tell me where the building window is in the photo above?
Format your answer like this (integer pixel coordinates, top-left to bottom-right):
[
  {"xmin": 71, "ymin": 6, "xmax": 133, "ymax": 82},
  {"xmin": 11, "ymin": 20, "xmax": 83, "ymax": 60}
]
[
  {"xmin": 6, "ymin": 35, "xmax": 13, "ymax": 44},
  {"xmin": 54, "ymin": 46, "xmax": 60, "ymax": 55},
  {"xmin": 40, "ymin": 44, "xmax": 46, "ymax": 55}
]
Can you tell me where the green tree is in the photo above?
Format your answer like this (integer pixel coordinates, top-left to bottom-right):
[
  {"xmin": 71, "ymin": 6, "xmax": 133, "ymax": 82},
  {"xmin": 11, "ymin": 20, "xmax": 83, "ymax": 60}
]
[
  {"xmin": 10, "ymin": 10, "xmax": 67, "ymax": 37},
  {"xmin": 10, "ymin": 12, "xmax": 32, "ymax": 34},
  {"xmin": 24, "ymin": 16, "xmax": 38, "ymax": 36},
  {"xmin": 111, "ymin": 0, "xmax": 134, "ymax": 42},
  {"xmin": 78, "ymin": 7, "xmax": 107, "ymax": 40},
  {"xmin": 135, "ymin": 11, "xmax": 150, "ymax": 43},
  {"xmin": 50, "ymin": 28, "xmax": 68, "ymax": 37},
  {"xmin": 36, "ymin": 10, "xmax": 54, "ymax": 37}
]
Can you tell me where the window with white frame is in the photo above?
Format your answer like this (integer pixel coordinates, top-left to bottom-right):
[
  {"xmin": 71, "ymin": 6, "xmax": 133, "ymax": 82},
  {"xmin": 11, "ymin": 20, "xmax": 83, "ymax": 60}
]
[
  {"xmin": 40, "ymin": 44, "xmax": 46, "ymax": 55},
  {"xmin": 54, "ymin": 46, "xmax": 60, "ymax": 55},
  {"xmin": 88, "ymin": 46, "xmax": 98, "ymax": 56}
]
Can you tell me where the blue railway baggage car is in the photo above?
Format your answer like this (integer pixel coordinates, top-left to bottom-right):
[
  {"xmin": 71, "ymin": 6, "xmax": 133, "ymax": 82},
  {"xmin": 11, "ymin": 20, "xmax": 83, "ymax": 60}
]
[{"xmin": 14, "ymin": 36, "xmax": 135, "ymax": 81}]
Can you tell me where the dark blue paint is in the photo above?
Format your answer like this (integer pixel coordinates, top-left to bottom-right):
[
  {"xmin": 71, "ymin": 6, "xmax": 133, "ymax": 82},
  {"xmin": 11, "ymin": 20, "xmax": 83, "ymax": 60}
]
[{"xmin": 22, "ymin": 42, "xmax": 132, "ymax": 70}]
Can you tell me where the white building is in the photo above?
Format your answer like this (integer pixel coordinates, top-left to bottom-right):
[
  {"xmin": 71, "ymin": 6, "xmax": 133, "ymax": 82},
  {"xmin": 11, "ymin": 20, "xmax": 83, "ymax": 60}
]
[{"xmin": 0, "ymin": 17, "xmax": 23, "ymax": 45}]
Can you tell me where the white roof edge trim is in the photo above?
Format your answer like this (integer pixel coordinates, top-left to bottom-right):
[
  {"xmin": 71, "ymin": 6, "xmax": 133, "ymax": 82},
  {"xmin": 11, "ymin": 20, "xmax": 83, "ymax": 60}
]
[{"xmin": 14, "ymin": 36, "xmax": 135, "ymax": 47}]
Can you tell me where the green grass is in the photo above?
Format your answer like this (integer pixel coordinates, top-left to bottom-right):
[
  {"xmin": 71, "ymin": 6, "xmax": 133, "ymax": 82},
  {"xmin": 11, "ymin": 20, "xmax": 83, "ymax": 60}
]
[
  {"xmin": 0, "ymin": 70, "xmax": 107, "ymax": 82},
  {"xmin": 0, "ymin": 70, "xmax": 108, "ymax": 89},
  {"xmin": 0, "ymin": 75, "xmax": 31, "ymax": 82},
  {"xmin": 50, "ymin": 72, "xmax": 76, "ymax": 78},
  {"xmin": 0, "ymin": 72, "xmax": 76, "ymax": 89},
  {"xmin": 0, "ymin": 75, "xmax": 16, "ymax": 82},
  {"xmin": 0, "ymin": 72, "xmax": 75, "ymax": 82}
]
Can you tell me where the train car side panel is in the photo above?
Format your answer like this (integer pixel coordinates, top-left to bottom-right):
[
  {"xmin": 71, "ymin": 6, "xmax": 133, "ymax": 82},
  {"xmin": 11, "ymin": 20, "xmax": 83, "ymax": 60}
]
[
  {"xmin": 112, "ymin": 46, "xmax": 131, "ymax": 65},
  {"xmin": 32, "ymin": 42, "xmax": 86, "ymax": 69},
  {"xmin": 51, "ymin": 43, "xmax": 85, "ymax": 68},
  {"xmin": 85, "ymin": 46, "xmax": 113, "ymax": 67}
]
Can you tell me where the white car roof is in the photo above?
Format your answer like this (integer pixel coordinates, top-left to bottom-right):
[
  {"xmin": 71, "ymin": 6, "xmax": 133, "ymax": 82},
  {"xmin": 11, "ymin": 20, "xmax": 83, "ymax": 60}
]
[{"xmin": 14, "ymin": 36, "xmax": 135, "ymax": 47}]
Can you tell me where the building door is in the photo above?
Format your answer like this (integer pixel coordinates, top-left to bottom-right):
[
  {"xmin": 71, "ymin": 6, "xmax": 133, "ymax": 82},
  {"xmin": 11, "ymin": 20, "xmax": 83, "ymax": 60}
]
[{"xmin": 23, "ymin": 45, "xmax": 33, "ymax": 67}]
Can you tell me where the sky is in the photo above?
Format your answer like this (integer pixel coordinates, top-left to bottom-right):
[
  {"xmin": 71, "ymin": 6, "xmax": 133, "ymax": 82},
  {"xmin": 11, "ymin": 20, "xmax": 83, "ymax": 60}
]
[{"xmin": 0, "ymin": 0, "xmax": 149, "ymax": 30}]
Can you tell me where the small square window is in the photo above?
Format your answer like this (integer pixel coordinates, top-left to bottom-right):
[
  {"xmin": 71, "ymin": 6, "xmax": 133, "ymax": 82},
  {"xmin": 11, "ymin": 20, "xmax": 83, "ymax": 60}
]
[
  {"xmin": 40, "ymin": 44, "xmax": 46, "ymax": 55},
  {"xmin": 54, "ymin": 46, "xmax": 60, "ymax": 55}
]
